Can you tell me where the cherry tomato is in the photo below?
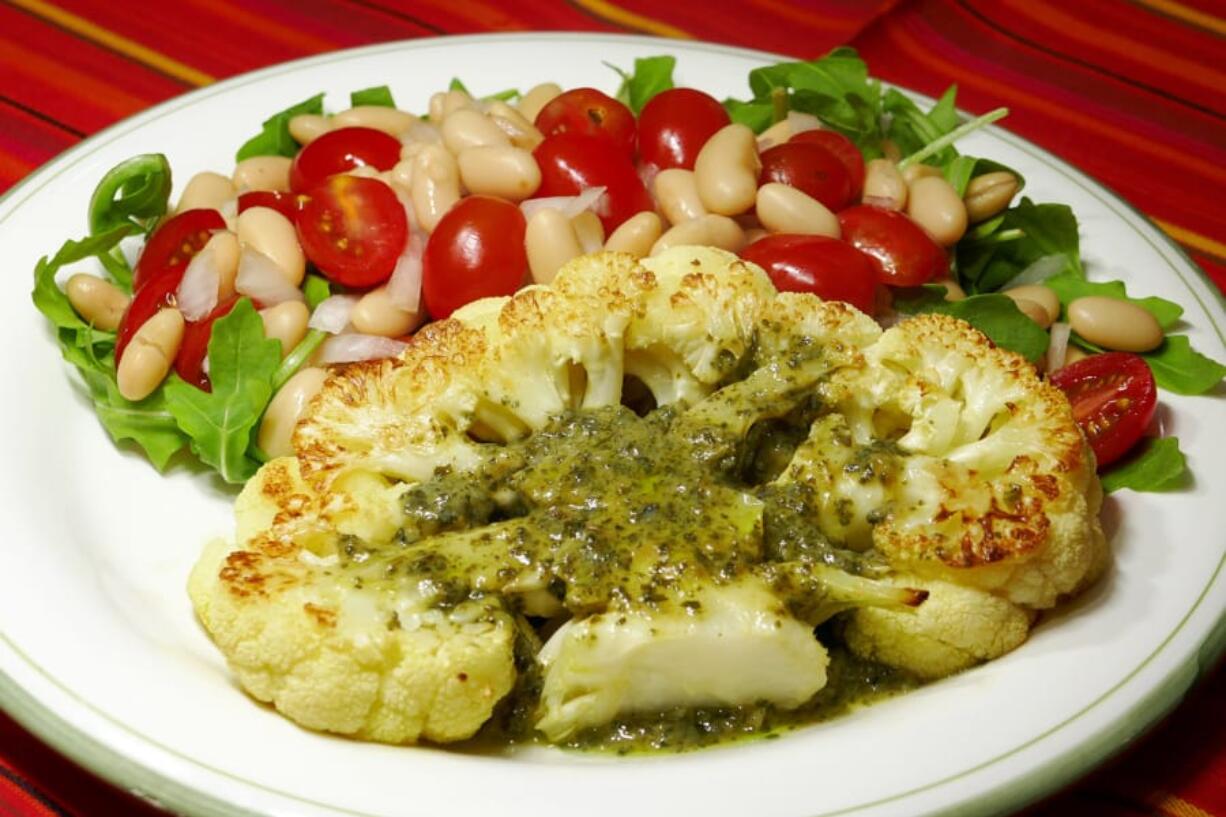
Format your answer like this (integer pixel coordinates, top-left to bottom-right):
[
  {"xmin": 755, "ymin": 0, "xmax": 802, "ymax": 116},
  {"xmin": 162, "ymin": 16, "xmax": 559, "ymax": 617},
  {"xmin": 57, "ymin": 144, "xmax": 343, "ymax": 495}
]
[
  {"xmin": 1049, "ymin": 352, "xmax": 1157, "ymax": 468},
  {"xmin": 637, "ymin": 88, "xmax": 731, "ymax": 171},
  {"xmin": 174, "ymin": 296, "xmax": 240, "ymax": 391},
  {"xmin": 837, "ymin": 205, "xmax": 948, "ymax": 286},
  {"xmin": 238, "ymin": 190, "xmax": 304, "ymax": 221},
  {"xmin": 789, "ymin": 130, "xmax": 865, "ymax": 201},
  {"xmin": 533, "ymin": 133, "xmax": 654, "ymax": 234},
  {"xmin": 288, "ymin": 126, "xmax": 401, "ymax": 193},
  {"xmin": 115, "ymin": 268, "xmax": 184, "ymax": 364},
  {"xmin": 132, "ymin": 208, "xmax": 225, "ymax": 292},
  {"xmin": 296, "ymin": 175, "xmax": 407, "ymax": 288},
  {"xmin": 740, "ymin": 234, "xmax": 878, "ymax": 314},
  {"xmin": 534, "ymin": 88, "xmax": 637, "ymax": 156},
  {"xmin": 759, "ymin": 142, "xmax": 855, "ymax": 212},
  {"xmin": 422, "ymin": 196, "xmax": 527, "ymax": 320}
]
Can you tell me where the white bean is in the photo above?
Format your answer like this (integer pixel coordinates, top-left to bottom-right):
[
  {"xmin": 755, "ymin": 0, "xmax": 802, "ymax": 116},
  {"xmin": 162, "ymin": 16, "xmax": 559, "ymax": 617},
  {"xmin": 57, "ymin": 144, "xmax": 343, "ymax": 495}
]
[
  {"xmin": 755, "ymin": 183, "xmax": 840, "ymax": 237},
  {"xmin": 485, "ymin": 100, "xmax": 544, "ymax": 150},
  {"xmin": 516, "ymin": 82, "xmax": 562, "ymax": 123},
  {"xmin": 258, "ymin": 367, "xmax": 329, "ymax": 459},
  {"xmin": 288, "ymin": 114, "xmax": 331, "ymax": 145},
  {"xmin": 906, "ymin": 175, "xmax": 968, "ymax": 246},
  {"xmin": 410, "ymin": 144, "xmax": 461, "ymax": 233},
  {"xmin": 570, "ymin": 210, "xmax": 605, "ymax": 254},
  {"xmin": 457, "ymin": 145, "xmax": 540, "ymax": 201},
  {"xmin": 441, "ymin": 109, "xmax": 509, "ymax": 155},
  {"xmin": 862, "ymin": 158, "xmax": 907, "ymax": 210},
  {"xmin": 965, "ymin": 171, "xmax": 1021, "ymax": 223},
  {"xmin": 1068, "ymin": 297, "xmax": 1163, "ymax": 352},
  {"xmin": 654, "ymin": 169, "xmax": 707, "ymax": 225},
  {"xmin": 177, "ymin": 171, "xmax": 236, "ymax": 213},
  {"xmin": 429, "ymin": 89, "xmax": 475, "ymax": 122},
  {"xmin": 117, "ymin": 308, "xmax": 184, "ymax": 401},
  {"xmin": 350, "ymin": 286, "xmax": 424, "ymax": 337},
  {"xmin": 526, "ymin": 208, "xmax": 584, "ymax": 284},
  {"xmin": 604, "ymin": 212, "xmax": 662, "ymax": 258},
  {"xmin": 651, "ymin": 214, "xmax": 746, "ymax": 256},
  {"xmin": 331, "ymin": 106, "xmax": 417, "ymax": 138},
  {"xmin": 65, "ymin": 274, "xmax": 129, "ymax": 331},
  {"xmin": 259, "ymin": 301, "xmax": 310, "ymax": 357},
  {"xmin": 1004, "ymin": 285, "xmax": 1060, "ymax": 325},
  {"xmin": 236, "ymin": 207, "xmax": 305, "ymax": 285},
  {"xmin": 202, "ymin": 231, "xmax": 241, "ymax": 300},
  {"xmin": 693, "ymin": 124, "xmax": 760, "ymax": 216},
  {"xmin": 232, "ymin": 156, "xmax": 292, "ymax": 193}
]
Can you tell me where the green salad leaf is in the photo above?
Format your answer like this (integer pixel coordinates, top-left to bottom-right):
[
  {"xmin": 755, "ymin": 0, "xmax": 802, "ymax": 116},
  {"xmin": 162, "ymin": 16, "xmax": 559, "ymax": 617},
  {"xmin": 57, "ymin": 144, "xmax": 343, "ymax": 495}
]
[
  {"xmin": 448, "ymin": 78, "xmax": 518, "ymax": 102},
  {"xmin": 1044, "ymin": 271, "xmax": 1183, "ymax": 329},
  {"xmin": 1134, "ymin": 336, "xmax": 1226, "ymax": 395},
  {"xmin": 163, "ymin": 299, "xmax": 282, "ymax": 484},
  {"xmin": 303, "ymin": 273, "xmax": 332, "ymax": 310},
  {"xmin": 1101, "ymin": 437, "xmax": 1187, "ymax": 493},
  {"xmin": 350, "ymin": 85, "xmax": 395, "ymax": 108},
  {"xmin": 609, "ymin": 55, "xmax": 676, "ymax": 114},
  {"xmin": 893, "ymin": 288, "xmax": 1050, "ymax": 361},
  {"xmin": 236, "ymin": 93, "xmax": 325, "ymax": 162},
  {"xmin": 723, "ymin": 97, "xmax": 774, "ymax": 131},
  {"xmin": 87, "ymin": 153, "xmax": 172, "ymax": 239},
  {"xmin": 957, "ymin": 198, "xmax": 1082, "ymax": 294}
]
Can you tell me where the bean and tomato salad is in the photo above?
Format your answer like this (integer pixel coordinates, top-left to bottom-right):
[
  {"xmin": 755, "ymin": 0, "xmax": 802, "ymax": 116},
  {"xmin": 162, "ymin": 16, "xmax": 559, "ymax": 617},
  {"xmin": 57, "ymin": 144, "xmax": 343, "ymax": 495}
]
[{"xmin": 39, "ymin": 50, "xmax": 1222, "ymax": 487}]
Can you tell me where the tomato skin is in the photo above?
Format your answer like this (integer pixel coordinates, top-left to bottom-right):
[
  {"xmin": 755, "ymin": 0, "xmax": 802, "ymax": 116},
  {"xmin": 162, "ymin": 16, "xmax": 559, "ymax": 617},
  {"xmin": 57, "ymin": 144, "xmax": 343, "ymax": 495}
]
[
  {"xmin": 789, "ymin": 130, "xmax": 865, "ymax": 201},
  {"xmin": 238, "ymin": 190, "xmax": 304, "ymax": 221},
  {"xmin": 533, "ymin": 133, "xmax": 654, "ymax": 233},
  {"xmin": 759, "ymin": 142, "xmax": 855, "ymax": 211},
  {"xmin": 740, "ymin": 234, "xmax": 878, "ymax": 314},
  {"xmin": 534, "ymin": 88, "xmax": 637, "ymax": 156},
  {"xmin": 837, "ymin": 205, "xmax": 948, "ymax": 286},
  {"xmin": 637, "ymin": 88, "xmax": 731, "ymax": 171},
  {"xmin": 1050, "ymin": 352, "xmax": 1157, "ymax": 468},
  {"xmin": 132, "ymin": 208, "xmax": 225, "ymax": 292},
  {"xmin": 174, "ymin": 296, "xmax": 240, "ymax": 391},
  {"xmin": 422, "ymin": 196, "xmax": 527, "ymax": 320},
  {"xmin": 288, "ymin": 126, "xmax": 401, "ymax": 193},
  {"xmin": 296, "ymin": 175, "xmax": 408, "ymax": 288},
  {"xmin": 115, "ymin": 268, "xmax": 184, "ymax": 364}
]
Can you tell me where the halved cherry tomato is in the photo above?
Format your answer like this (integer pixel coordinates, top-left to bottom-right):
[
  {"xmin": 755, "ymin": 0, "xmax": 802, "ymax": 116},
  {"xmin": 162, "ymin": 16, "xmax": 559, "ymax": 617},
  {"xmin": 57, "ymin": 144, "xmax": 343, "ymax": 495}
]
[
  {"xmin": 132, "ymin": 208, "xmax": 225, "ymax": 292},
  {"xmin": 288, "ymin": 126, "xmax": 401, "ymax": 193},
  {"xmin": 296, "ymin": 175, "xmax": 407, "ymax": 288},
  {"xmin": 759, "ymin": 142, "xmax": 855, "ymax": 212},
  {"xmin": 837, "ymin": 205, "xmax": 948, "ymax": 286},
  {"xmin": 789, "ymin": 130, "xmax": 865, "ymax": 201},
  {"xmin": 740, "ymin": 234, "xmax": 878, "ymax": 314},
  {"xmin": 534, "ymin": 88, "xmax": 637, "ymax": 157},
  {"xmin": 1049, "ymin": 352, "xmax": 1157, "ymax": 468},
  {"xmin": 115, "ymin": 268, "xmax": 184, "ymax": 363},
  {"xmin": 637, "ymin": 88, "xmax": 730, "ymax": 171},
  {"xmin": 533, "ymin": 133, "xmax": 654, "ymax": 234},
  {"xmin": 174, "ymin": 296, "xmax": 240, "ymax": 391},
  {"xmin": 238, "ymin": 190, "xmax": 304, "ymax": 221},
  {"xmin": 422, "ymin": 196, "xmax": 526, "ymax": 320}
]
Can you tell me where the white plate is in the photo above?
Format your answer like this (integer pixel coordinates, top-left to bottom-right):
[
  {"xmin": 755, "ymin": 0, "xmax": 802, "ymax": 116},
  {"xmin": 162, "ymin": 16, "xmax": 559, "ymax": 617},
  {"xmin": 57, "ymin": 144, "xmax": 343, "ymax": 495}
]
[{"xmin": 1, "ymin": 33, "xmax": 1223, "ymax": 817}]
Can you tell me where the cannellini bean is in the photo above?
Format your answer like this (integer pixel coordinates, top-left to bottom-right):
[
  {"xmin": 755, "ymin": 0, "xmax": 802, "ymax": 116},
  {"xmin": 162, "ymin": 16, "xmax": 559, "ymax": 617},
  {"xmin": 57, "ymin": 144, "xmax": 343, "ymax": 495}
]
[
  {"xmin": 570, "ymin": 210, "xmax": 605, "ymax": 254},
  {"xmin": 429, "ymin": 89, "xmax": 476, "ymax": 121},
  {"xmin": 441, "ymin": 109, "xmax": 509, "ymax": 155},
  {"xmin": 744, "ymin": 227, "xmax": 769, "ymax": 245},
  {"xmin": 486, "ymin": 100, "xmax": 544, "ymax": 150},
  {"xmin": 457, "ymin": 145, "xmax": 540, "ymax": 201},
  {"xmin": 203, "ymin": 231, "xmax": 241, "ymax": 300},
  {"xmin": 1012, "ymin": 297, "xmax": 1052, "ymax": 328},
  {"xmin": 116, "ymin": 308, "xmax": 184, "ymax": 401},
  {"xmin": 258, "ymin": 367, "xmax": 329, "ymax": 459},
  {"xmin": 526, "ymin": 208, "xmax": 584, "ymax": 284},
  {"xmin": 388, "ymin": 159, "xmax": 414, "ymax": 195},
  {"xmin": 604, "ymin": 211, "xmax": 662, "ymax": 258},
  {"xmin": 654, "ymin": 169, "xmax": 707, "ymax": 225},
  {"xmin": 232, "ymin": 156, "xmax": 292, "ymax": 193},
  {"xmin": 1061, "ymin": 346, "xmax": 1090, "ymax": 368},
  {"xmin": 862, "ymin": 159, "xmax": 907, "ymax": 210},
  {"xmin": 259, "ymin": 301, "xmax": 310, "ymax": 357},
  {"xmin": 177, "ymin": 171, "xmax": 236, "ymax": 213},
  {"xmin": 906, "ymin": 175, "xmax": 968, "ymax": 246},
  {"xmin": 901, "ymin": 163, "xmax": 941, "ymax": 185},
  {"xmin": 236, "ymin": 207, "xmax": 305, "ymax": 285},
  {"xmin": 1004, "ymin": 284, "xmax": 1060, "ymax": 326},
  {"xmin": 350, "ymin": 285, "xmax": 424, "ymax": 337},
  {"xmin": 755, "ymin": 183, "xmax": 840, "ymax": 238},
  {"xmin": 756, "ymin": 119, "xmax": 792, "ymax": 152},
  {"xmin": 932, "ymin": 277, "xmax": 966, "ymax": 302},
  {"xmin": 965, "ymin": 171, "xmax": 1021, "ymax": 223},
  {"xmin": 1068, "ymin": 296, "xmax": 1163, "ymax": 352},
  {"xmin": 693, "ymin": 124, "xmax": 760, "ymax": 216},
  {"xmin": 516, "ymin": 82, "xmax": 563, "ymax": 123},
  {"xmin": 331, "ymin": 105, "xmax": 417, "ymax": 138},
  {"xmin": 650, "ymin": 214, "xmax": 745, "ymax": 256},
  {"xmin": 65, "ymin": 274, "xmax": 129, "ymax": 331},
  {"xmin": 410, "ymin": 144, "xmax": 461, "ymax": 233},
  {"xmin": 288, "ymin": 113, "xmax": 331, "ymax": 145}
]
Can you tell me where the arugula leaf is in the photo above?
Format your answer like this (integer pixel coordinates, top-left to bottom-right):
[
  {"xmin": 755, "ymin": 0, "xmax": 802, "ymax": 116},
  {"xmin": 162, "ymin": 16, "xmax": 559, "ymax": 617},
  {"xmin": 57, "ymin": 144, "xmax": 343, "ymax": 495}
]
[
  {"xmin": 303, "ymin": 273, "xmax": 332, "ymax": 310},
  {"xmin": 87, "ymin": 154, "xmax": 172, "ymax": 237},
  {"xmin": 608, "ymin": 56, "xmax": 676, "ymax": 114},
  {"xmin": 1100, "ymin": 437, "xmax": 1187, "ymax": 493},
  {"xmin": 449, "ymin": 77, "xmax": 471, "ymax": 95},
  {"xmin": 943, "ymin": 155, "xmax": 1024, "ymax": 198},
  {"xmin": 897, "ymin": 106, "xmax": 1008, "ymax": 171},
  {"xmin": 1137, "ymin": 335, "xmax": 1226, "ymax": 395},
  {"xmin": 1045, "ymin": 271, "xmax": 1183, "ymax": 329},
  {"xmin": 236, "ymin": 93, "xmax": 325, "ymax": 162},
  {"xmin": 884, "ymin": 86, "xmax": 959, "ymax": 164},
  {"xmin": 350, "ymin": 85, "xmax": 395, "ymax": 108},
  {"xmin": 957, "ymin": 198, "xmax": 1082, "ymax": 293},
  {"xmin": 446, "ymin": 78, "xmax": 518, "ymax": 103},
  {"xmin": 32, "ymin": 226, "xmax": 136, "ymax": 331},
  {"xmin": 273, "ymin": 329, "xmax": 327, "ymax": 391},
  {"xmin": 163, "ymin": 299, "xmax": 282, "ymax": 483},
  {"xmin": 722, "ymin": 98, "xmax": 775, "ymax": 132},
  {"xmin": 893, "ymin": 290, "xmax": 1050, "ymax": 361}
]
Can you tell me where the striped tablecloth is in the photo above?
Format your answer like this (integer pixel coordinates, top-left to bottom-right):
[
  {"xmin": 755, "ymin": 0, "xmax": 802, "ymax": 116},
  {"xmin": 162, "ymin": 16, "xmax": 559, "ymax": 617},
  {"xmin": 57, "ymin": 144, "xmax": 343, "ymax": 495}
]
[{"xmin": 1, "ymin": 1, "xmax": 1222, "ymax": 815}]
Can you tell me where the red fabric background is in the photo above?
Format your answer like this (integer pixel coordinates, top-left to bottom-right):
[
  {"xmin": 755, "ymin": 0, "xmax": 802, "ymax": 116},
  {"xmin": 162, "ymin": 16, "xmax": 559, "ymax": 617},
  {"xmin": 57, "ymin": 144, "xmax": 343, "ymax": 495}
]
[{"xmin": 1, "ymin": 1, "xmax": 1222, "ymax": 815}]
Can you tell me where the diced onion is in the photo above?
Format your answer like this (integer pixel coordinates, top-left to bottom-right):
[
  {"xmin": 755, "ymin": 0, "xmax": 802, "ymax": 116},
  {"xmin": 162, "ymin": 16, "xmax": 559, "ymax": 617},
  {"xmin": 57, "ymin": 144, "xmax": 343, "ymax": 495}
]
[
  {"xmin": 316, "ymin": 334, "xmax": 407, "ymax": 364},
  {"xmin": 1003, "ymin": 253, "xmax": 1067, "ymax": 290},
  {"xmin": 387, "ymin": 232, "xmax": 425, "ymax": 313},
  {"xmin": 519, "ymin": 186, "xmax": 607, "ymax": 221},
  {"xmin": 308, "ymin": 295, "xmax": 360, "ymax": 334},
  {"xmin": 786, "ymin": 111, "xmax": 821, "ymax": 135},
  {"xmin": 1046, "ymin": 322, "xmax": 1071, "ymax": 372},
  {"xmin": 177, "ymin": 246, "xmax": 220, "ymax": 321},
  {"xmin": 236, "ymin": 247, "xmax": 304, "ymax": 306}
]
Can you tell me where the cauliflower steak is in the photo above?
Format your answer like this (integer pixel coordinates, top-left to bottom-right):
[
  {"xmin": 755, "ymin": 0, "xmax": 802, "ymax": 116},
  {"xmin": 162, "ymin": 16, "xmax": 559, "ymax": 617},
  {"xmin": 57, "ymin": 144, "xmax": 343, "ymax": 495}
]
[{"xmin": 189, "ymin": 246, "xmax": 1106, "ymax": 748}]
